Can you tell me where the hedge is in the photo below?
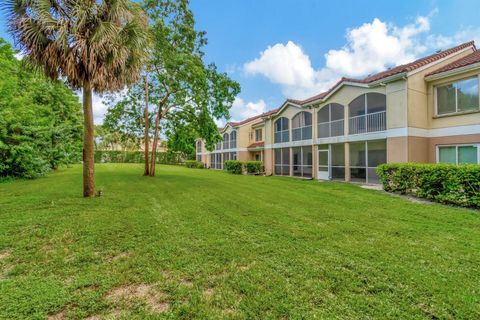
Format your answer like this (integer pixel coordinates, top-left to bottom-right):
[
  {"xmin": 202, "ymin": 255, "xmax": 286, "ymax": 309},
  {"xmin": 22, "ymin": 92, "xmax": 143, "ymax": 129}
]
[
  {"xmin": 94, "ymin": 150, "xmax": 183, "ymax": 165},
  {"xmin": 185, "ymin": 160, "xmax": 204, "ymax": 169},
  {"xmin": 376, "ymin": 163, "xmax": 480, "ymax": 208},
  {"xmin": 244, "ymin": 161, "xmax": 263, "ymax": 175},
  {"xmin": 224, "ymin": 160, "xmax": 243, "ymax": 174},
  {"xmin": 222, "ymin": 160, "xmax": 263, "ymax": 175}
]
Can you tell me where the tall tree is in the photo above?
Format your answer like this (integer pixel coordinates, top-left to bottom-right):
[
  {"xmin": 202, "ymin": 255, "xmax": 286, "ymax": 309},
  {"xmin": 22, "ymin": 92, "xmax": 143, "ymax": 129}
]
[
  {"xmin": 5, "ymin": 0, "xmax": 148, "ymax": 196},
  {"xmin": 138, "ymin": 0, "xmax": 240, "ymax": 176}
]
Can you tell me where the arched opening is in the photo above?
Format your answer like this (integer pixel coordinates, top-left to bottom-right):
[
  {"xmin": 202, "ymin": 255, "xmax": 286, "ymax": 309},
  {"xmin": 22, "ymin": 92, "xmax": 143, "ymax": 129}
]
[
  {"xmin": 348, "ymin": 93, "xmax": 386, "ymax": 134},
  {"xmin": 292, "ymin": 111, "xmax": 312, "ymax": 141},
  {"xmin": 230, "ymin": 131, "xmax": 237, "ymax": 149},
  {"xmin": 223, "ymin": 133, "xmax": 230, "ymax": 149},
  {"xmin": 274, "ymin": 117, "xmax": 289, "ymax": 143}
]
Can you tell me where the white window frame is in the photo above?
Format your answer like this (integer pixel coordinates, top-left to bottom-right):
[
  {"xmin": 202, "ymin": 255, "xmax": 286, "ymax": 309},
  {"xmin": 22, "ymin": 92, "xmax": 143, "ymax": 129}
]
[
  {"xmin": 255, "ymin": 128, "xmax": 263, "ymax": 142},
  {"xmin": 434, "ymin": 75, "xmax": 480, "ymax": 117},
  {"xmin": 436, "ymin": 144, "xmax": 480, "ymax": 165}
]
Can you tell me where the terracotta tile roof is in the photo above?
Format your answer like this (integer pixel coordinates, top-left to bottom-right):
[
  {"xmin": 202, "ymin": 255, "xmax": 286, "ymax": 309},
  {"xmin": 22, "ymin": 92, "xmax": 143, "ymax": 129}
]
[
  {"xmin": 426, "ymin": 49, "xmax": 480, "ymax": 77},
  {"xmin": 247, "ymin": 141, "xmax": 265, "ymax": 149},
  {"xmin": 230, "ymin": 108, "xmax": 280, "ymax": 127},
  {"xmin": 285, "ymin": 41, "xmax": 476, "ymax": 106}
]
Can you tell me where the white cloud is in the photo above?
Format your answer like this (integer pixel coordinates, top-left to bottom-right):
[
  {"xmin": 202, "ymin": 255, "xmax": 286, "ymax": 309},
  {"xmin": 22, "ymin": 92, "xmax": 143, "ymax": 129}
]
[
  {"xmin": 230, "ymin": 97, "xmax": 267, "ymax": 121},
  {"xmin": 426, "ymin": 26, "xmax": 480, "ymax": 49},
  {"xmin": 243, "ymin": 13, "xmax": 476, "ymax": 100},
  {"xmin": 325, "ymin": 16, "xmax": 429, "ymax": 77},
  {"xmin": 244, "ymin": 41, "xmax": 316, "ymax": 88}
]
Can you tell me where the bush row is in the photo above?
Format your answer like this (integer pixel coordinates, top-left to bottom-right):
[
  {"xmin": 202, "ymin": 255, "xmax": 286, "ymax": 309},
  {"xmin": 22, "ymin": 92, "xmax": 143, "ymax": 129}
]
[
  {"xmin": 224, "ymin": 160, "xmax": 263, "ymax": 175},
  {"xmin": 376, "ymin": 163, "xmax": 480, "ymax": 208},
  {"xmin": 94, "ymin": 150, "xmax": 183, "ymax": 165},
  {"xmin": 185, "ymin": 160, "xmax": 204, "ymax": 169}
]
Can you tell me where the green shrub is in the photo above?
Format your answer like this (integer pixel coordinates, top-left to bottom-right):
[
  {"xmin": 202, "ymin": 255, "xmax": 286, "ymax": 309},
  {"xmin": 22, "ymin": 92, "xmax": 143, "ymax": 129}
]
[
  {"xmin": 0, "ymin": 39, "xmax": 83, "ymax": 179},
  {"xmin": 224, "ymin": 160, "xmax": 243, "ymax": 174},
  {"xmin": 244, "ymin": 161, "xmax": 263, "ymax": 175},
  {"xmin": 185, "ymin": 160, "xmax": 204, "ymax": 169},
  {"xmin": 377, "ymin": 163, "xmax": 480, "ymax": 208},
  {"xmin": 94, "ymin": 151, "xmax": 183, "ymax": 165}
]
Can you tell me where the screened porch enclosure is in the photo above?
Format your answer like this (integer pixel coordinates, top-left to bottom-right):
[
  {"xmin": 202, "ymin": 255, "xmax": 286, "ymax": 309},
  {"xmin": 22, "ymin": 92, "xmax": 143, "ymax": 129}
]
[
  {"xmin": 317, "ymin": 144, "xmax": 345, "ymax": 180},
  {"xmin": 292, "ymin": 146, "xmax": 313, "ymax": 178},
  {"xmin": 274, "ymin": 148, "xmax": 290, "ymax": 175},
  {"xmin": 210, "ymin": 153, "xmax": 223, "ymax": 170},
  {"xmin": 349, "ymin": 140, "xmax": 386, "ymax": 184}
]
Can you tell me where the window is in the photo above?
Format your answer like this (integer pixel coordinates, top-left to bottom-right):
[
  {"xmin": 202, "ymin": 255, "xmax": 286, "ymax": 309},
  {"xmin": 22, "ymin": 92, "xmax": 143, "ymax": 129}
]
[
  {"xmin": 437, "ymin": 77, "xmax": 479, "ymax": 115},
  {"xmin": 292, "ymin": 146, "xmax": 312, "ymax": 178},
  {"xmin": 317, "ymin": 103, "xmax": 345, "ymax": 138},
  {"xmin": 274, "ymin": 148, "xmax": 290, "ymax": 175},
  {"xmin": 223, "ymin": 152, "xmax": 237, "ymax": 162},
  {"xmin": 215, "ymin": 140, "xmax": 222, "ymax": 151},
  {"xmin": 223, "ymin": 133, "xmax": 229, "ymax": 149},
  {"xmin": 216, "ymin": 153, "xmax": 222, "ymax": 169},
  {"xmin": 292, "ymin": 112, "xmax": 312, "ymax": 141},
  {"xmin": 348, "ymin": 93, "xmax": 386, "ymax": 134},
  {"xmin": 274, "ymin": 117, "xmax": 289, "ymax": 143},
  {"xmin": 196, "ymin": 155, "xmax": 201, "ymax": 162},
  {"xmin": 438, "ymin": 145, "xmax": 479, "ymax": 165},
  {"xmin": 230, "ymin": 131, "xmax": 237, "ymax": 149},
  {"xmin": 255, "ymin": 128, "xmax": 263, "ymax": 142},
  {"xmin": 196, "ymin": 140, "xmax": 202, "ymax": 154},
  {"xmin": 350, "ymin": 140, "xmax": 386, "ymax": 184}
]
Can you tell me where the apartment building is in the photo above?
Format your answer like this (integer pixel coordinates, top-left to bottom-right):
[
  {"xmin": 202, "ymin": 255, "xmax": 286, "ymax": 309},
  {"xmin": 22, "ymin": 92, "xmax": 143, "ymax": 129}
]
[{"xmin": 196, "ymin": 41, "xmax": 480, "ymax": 183}]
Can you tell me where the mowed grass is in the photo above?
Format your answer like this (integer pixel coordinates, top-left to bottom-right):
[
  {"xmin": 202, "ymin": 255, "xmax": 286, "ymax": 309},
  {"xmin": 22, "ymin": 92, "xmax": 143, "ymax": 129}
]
[{"xmin": 0, "ymin": 164, "xmax": 479, "ymax": 319}]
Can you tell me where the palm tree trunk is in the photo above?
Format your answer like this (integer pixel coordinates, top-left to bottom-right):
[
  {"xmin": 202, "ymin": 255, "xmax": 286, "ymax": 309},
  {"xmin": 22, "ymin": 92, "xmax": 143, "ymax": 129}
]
[
  {"xmin": 149, "ymin": 110, "xmax": 161, "ymax": 176},
  {"xmin": 143, "ymin": 75, "xmax": 150, "ymax": 176},
  {"xmin": 82, "ymin": 81, "xmax": 96, "ymax": 197}
]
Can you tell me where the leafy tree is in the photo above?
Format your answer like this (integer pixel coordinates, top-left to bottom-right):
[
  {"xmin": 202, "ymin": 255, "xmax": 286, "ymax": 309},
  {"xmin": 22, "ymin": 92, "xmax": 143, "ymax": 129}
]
[
  {"xmin": 103, "ymin": 89, "xmax": 147, "ymax": 151},
  {"xmin": 5, "ymin": 0, "xmax": 148, "ymax": 196},
  {"xmin": 120, "ymin": 0, "xmax": 240, "ymax": 176},
  {"xmin": 0, "ymin": 38, "xmax": 82, "ymax": 179}
]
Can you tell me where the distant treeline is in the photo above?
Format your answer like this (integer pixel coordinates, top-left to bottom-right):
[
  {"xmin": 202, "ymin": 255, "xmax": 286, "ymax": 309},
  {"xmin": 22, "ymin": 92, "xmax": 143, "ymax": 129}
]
[{"xmin": 95, "ymin": 151, "xmax": 184, "ymax": 165}]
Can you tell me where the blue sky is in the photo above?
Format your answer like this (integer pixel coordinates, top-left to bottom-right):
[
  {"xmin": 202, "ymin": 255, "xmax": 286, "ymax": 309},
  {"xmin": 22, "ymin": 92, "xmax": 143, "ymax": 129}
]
[{"xmin": 2, "ymin": 0, "xmax": 480, "ymax": 124}]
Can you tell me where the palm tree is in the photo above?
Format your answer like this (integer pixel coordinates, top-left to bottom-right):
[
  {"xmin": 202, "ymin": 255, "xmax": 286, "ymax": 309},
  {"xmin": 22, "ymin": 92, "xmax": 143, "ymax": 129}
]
[{"xmin": 4, "ymin": 0, "xmax": 148, "ymax": 197}]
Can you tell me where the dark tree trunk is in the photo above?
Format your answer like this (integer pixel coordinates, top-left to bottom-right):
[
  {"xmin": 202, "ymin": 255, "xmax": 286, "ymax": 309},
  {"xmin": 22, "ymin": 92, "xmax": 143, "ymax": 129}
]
[
  {"xmin": 82, "ymin": 82, "xmax": 96, "ymax": 197},
  {"xmin": 143, "ymin": 75, "xmax": 150, "ymax": 176}
]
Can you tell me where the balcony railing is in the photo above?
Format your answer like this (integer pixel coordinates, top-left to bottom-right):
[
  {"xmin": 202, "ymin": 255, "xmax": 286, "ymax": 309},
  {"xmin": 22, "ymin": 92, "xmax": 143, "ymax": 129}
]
[
  {"xmin": 349, "ymin": 111, "xmax": 386, "ymax": 135},
  {"xmin": 317, "ymin": 119, "xmax": 344, "ymax": 138},
  {"xmin": 292, "ymin": 125, "xmax": 312, "ymax": 141}
]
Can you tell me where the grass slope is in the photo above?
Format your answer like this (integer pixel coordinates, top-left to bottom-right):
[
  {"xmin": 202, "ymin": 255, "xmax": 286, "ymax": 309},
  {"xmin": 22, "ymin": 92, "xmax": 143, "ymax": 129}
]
[{"xmin": 0, "ymin": 164, "xmax": 479, "ymax": 319}]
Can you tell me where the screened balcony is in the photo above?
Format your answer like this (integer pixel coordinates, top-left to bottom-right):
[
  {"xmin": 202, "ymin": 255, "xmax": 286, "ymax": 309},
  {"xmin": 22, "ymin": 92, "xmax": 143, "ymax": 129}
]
[
  {"xmin": 348, "ymin": 93, "xmax": 386, "ymax": 135},
  {"xmin": 292, "ymin": 111, "xmax": 312, "ymax": 141},
  {"xmin": 317, "ymin": 103, "xmax": 345, "ymax": 138}
]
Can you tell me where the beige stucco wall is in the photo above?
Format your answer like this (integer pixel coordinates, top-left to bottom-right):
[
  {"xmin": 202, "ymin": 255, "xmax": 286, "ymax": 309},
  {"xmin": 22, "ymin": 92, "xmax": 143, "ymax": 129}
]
[
  {"xmin": 408, "ymin": 136, "xmax": 429, "ymax": 163},
  {"xmin": 386, "ymin": 80, "xmax": 408, "ymax": 129},
  {"xmin": 407, "ymin": 47, "xmax": 475, "ymax": 129},
  {"xmin": 264, "ymin": 149, "xmax": 273, "ymax": 175},
  {"xmin": 387, "ymin": 137, "xmax": 408, "ymax": 163}
]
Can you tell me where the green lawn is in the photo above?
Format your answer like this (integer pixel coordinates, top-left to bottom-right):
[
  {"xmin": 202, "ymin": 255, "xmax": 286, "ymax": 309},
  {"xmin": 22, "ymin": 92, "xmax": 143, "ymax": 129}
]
[{"xmin": 0, "ymin": 164, "xmax": 479, "ymax": 319}]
